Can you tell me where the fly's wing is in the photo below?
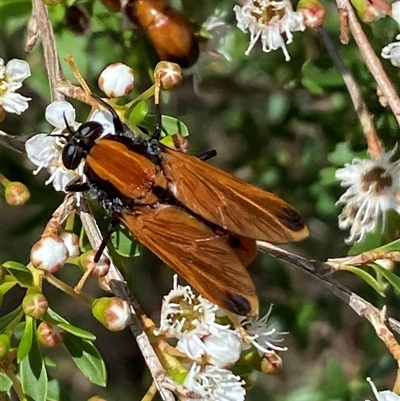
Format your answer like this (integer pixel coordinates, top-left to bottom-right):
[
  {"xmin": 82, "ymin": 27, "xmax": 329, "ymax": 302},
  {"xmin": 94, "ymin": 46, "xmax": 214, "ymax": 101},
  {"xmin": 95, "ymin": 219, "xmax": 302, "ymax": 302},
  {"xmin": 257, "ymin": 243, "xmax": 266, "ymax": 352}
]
[
  {"xmin": 119, "ymin": 205, "xmax": 259, "ymax": 316},
  {"xmin": 161, "ymin": 147, "xmax": 309, "ymax": 243}
]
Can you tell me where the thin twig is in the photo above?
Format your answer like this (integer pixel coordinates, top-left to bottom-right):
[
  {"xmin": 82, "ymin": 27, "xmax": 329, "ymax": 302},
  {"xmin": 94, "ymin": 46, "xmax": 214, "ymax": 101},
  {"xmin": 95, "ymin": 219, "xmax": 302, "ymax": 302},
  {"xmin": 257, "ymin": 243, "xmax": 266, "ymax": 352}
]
[
  {"xmin": 335, "ymin": 0, "xmax": 400, "ymax": 127},
  {"xmin": 256, "ymin": 241, "xmax": 400, "ymax": 336},
  {"xmin": 319, "ymin": 29, "xmax": 382, "ymax": 158},
  {"xmin": 30, "ymin": 0, "xmax": 67, "ymax": 101}
]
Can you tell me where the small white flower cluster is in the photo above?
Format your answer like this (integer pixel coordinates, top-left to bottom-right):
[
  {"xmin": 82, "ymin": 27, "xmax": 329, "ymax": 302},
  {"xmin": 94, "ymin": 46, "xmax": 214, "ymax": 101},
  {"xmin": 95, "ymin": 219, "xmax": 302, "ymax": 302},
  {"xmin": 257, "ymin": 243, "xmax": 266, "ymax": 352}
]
[
  {"xmin": 366, "ymin": 377, "xmax": 400, "ymax": 401},
  {"xmin": 335, "ymin": 146, "xmax": 400, "ymax": 243},
  {"xmin": 234, "ymin": 0, "xmax": 306, "ymax": 61},
  {"xmin": 0, "ymin": 58, "xmax": 31, "ymax": 115},
  {"xmin": 157, "ymin": 276, "xmax": 286, "ymax": 401}
]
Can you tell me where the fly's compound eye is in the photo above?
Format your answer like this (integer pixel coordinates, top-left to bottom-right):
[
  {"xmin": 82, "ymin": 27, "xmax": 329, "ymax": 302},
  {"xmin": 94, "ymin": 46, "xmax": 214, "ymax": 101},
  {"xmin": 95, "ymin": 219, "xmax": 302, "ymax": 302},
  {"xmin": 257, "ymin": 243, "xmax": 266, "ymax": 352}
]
[
  {"xmin": 77, "ymin": 121, "xmax": 104, "ymax": 142},
  {"xmin": 62, "ymin": 144, "xmax": 84, "ymax": 170}
]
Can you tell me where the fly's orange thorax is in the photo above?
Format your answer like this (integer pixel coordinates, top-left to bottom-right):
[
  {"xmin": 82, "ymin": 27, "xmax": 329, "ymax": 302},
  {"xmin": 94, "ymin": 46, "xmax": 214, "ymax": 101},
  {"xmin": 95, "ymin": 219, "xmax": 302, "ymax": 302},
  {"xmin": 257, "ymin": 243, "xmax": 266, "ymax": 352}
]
[{"xmin": 85, "ymin": 138, "xmax": 168, "ymax": 205}]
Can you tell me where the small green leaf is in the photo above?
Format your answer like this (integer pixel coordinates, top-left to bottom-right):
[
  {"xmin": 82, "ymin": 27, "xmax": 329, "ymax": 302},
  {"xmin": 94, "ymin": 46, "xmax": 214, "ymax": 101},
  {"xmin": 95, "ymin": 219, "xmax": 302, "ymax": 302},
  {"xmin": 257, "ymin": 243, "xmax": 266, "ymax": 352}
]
[
  {"xmin": 0, "ymin": 372, "xmax": 12, "ymax": 392},
  {"xmin": 0, "ymin": 305, "xmax": 24, "ymax": 333},
  {"xmin": 2, "ymin": 261, "xmax": 34, "ymax": 287},
  {"xmin": 340, "ymin": 265, "xmax": 385, "ymax": 296},
  {"xmin": 370, "ymin": 263, "xmax": 400, "ymax": 294},
  {"xmin": 111, "ymin": 226, "xmax": 141, "ymax": 258},
  {"xmin": 18, "ymin": 316, "xmax": 34, "ymax": 362},
  {"xmin": 0, "ymin": 281, "xmax": 17, "ymax": 305},
  {"xmin": 20, "ymin": 338, "xmax": 48, "ymax": 401},
  {"xmin": 44, "ymin": 308, "xmax": 96, "ymax": 340},
  {"xmin": 47, "ymin": 379, "xmax": 61, "ymax": 401},
  {"xmin": 129, "ymin": 100, "xmax": 148, "ymax": 125},
  {"xmin": 57, "ymin": 323, "xmax": 96, "ymax": 341},
  {"xmin": 161, "ymin": 115, "xmax": 189, "ymax": 138},
  {"xmin": 63, "ymin": 335, "xmax": 107, "ymax": 386},
  {"xmin": 373, "ymin": 238, "xmax": 400, "ymax": 253}
]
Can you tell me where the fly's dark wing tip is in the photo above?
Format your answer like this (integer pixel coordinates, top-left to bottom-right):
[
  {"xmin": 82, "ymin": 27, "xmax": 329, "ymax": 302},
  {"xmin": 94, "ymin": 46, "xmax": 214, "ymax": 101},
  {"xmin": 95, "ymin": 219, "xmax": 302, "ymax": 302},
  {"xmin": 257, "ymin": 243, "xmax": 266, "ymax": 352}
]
[
  {"xmin": 277, "ymin": 207, "xmax": 307, "ymax": 232},
  {"xmin": 224, "ymin": 292, "xmax": 252, "ymax": 316}
]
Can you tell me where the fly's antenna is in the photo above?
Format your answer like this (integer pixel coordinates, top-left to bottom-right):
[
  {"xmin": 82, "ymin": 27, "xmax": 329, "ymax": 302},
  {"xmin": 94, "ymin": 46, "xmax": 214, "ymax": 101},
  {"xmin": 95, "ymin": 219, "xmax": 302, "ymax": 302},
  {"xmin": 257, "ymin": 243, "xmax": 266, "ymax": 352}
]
[{"xmin": 63, "ymin": 112, "xmax": 75, "ymax": 135}]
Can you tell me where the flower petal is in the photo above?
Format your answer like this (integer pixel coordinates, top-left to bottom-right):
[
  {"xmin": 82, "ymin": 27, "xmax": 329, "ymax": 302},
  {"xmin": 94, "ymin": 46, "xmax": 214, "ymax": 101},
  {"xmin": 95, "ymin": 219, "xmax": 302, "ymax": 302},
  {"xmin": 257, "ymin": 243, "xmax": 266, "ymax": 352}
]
[
  {"xmin": 1, "ymin": 92, "xmax": 31, "ymax": 114},
  {"xmin": 5, "ymin": 59, "xmax": 31, "ymax": 82},
  {"xmin": 45, "ymin": 101, "xmax": 76, "ymax": 129}
]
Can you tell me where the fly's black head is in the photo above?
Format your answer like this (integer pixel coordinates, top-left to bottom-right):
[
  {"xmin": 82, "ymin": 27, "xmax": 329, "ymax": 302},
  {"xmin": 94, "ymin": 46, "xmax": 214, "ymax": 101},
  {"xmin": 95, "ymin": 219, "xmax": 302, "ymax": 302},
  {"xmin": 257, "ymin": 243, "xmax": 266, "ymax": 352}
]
[{"xmin": 62, "ymin": 116, "xmax": 104, "ymax": 170}]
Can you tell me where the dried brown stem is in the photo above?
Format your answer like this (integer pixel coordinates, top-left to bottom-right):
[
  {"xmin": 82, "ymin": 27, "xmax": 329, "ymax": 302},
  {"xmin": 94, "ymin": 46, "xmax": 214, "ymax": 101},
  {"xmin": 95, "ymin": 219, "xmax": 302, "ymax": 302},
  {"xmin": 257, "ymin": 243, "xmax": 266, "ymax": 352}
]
[
  {"xmin": 30, "ymin": 0, "xmax": 67, "ymax": 101},
  {"xmin": 319, "ymin": 29, "xmax": 382, "ymax": 158},
  {"xmin": 336, "ymin": 0, "xmax": 400, "ymax": 128}
]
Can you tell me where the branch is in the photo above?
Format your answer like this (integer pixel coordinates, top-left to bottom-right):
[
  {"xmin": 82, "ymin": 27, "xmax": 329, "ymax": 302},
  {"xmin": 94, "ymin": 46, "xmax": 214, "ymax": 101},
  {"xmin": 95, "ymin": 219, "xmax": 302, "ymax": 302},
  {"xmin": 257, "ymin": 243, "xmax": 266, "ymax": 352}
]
[
  {"xmin": 256, "ymin": 241, "xmax": 400, "ymax": 336},
  {"xmin": 335, "ymin": 0, "xmax": 400, "ymax": 127},
  {"xmin": 319, "ymin": 29, "xmax": 382, "ymax": 157}
]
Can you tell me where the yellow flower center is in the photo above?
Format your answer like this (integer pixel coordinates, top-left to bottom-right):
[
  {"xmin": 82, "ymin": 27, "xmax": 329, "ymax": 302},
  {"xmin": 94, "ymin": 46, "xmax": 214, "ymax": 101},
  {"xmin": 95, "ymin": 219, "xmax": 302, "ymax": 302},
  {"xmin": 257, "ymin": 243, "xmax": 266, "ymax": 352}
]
[{"xmin": 252, "ymin": 0, "xmax": 286, "ymax": 24}]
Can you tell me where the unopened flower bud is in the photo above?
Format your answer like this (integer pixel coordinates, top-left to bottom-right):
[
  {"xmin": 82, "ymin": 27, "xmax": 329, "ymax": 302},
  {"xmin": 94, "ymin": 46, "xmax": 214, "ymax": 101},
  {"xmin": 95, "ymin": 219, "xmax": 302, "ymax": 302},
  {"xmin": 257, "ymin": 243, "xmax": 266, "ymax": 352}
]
[
  {"xmin": 30, "ymin": 237, "xmax": 69, "ymax": 273},
  {"xmin": 155, "ymin": 62, "xmax": 182, "ymax": 90},
  {"xmin": 5, "ymin": 181, "xmax": 30, "ymax": 206},
  {"xmin": 351, "ymin": 0, "xmax": 391, "ymax": 21},
  {"xmin": 22, "ymin": 293, "xmax": 49, "ymax": 319},
  {"xmin": 297, "ymin": 0, "xmax": 326, "ymax": 28},
  {"xmin": 92, "ymin": 297, "xmax": 130, "ymax": 331},
  {"xmin": 81, "ymin": 251, "xmax": 110, "ymax": 277},
  {"xmin": 37, "ymin": 322, "xmax": 66, "ymax": 347},
  {"xmin": 60, "ymin": 231, "xmax": 80, "ymax": 257},
  {"xmin": 203, "ymin": 331, "xmax": 242, "ymax": 368},
  {"xmin": 98, "ymin": 63, "xmax": 135, "ymax": 98},
  {"xmin": 0, "ymin": 334, "xmax": 11, "ymax": 358},
  {"xmin": 261, "ymin": 351, "xmax": 282, "ymax": 374}
]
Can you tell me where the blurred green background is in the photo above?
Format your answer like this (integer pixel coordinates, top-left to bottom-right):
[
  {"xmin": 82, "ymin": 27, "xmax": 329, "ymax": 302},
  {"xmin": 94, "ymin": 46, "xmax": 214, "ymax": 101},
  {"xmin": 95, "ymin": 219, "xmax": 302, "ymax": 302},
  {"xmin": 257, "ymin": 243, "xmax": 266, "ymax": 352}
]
[{"xmin": 1, "ymin": 0, "xmax": 400, "ymax": 399}]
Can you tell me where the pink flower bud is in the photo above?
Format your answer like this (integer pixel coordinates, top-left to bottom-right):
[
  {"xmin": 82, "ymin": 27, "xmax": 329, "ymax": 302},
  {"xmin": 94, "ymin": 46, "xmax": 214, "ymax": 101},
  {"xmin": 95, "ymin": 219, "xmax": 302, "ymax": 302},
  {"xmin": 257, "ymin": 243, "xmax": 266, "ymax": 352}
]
[
  {"xmin": 60, "ymin": 231, "xmax": 80, "ymax": 257},
  {"xmin": 155, "ymin": 61, "xmax": 182, "ymax": 90},
  {"xmin": 37, "ymin": 322, "xmax": 66, "ymax": 347},
  {"xmin": 81, "ymin": 251, "xmax": 110, "ymax": 277},
  {"xmin": 297, "ymin": 0, "xmax": 326, "ymax": 29},
  {"xmin": 5, "ymin": 181, "xmax": 30, "ymax": 206},
  {"xmin": 0, "ymin": 334, "xmax": 11, "ymax": 358},
  {"xmin": 98, "ymin": 63, "xmax": 135, "ymax": 98},
  {"xmin": 22, "ymin": 293, "xmax": 49, "ymax": 319},
  {"xmin": 30, "ymin": 237, "xmax": 69, "ymax": 273},
  {"xmin": 92, "ymin": 297, "xmax": 130, "ymax": 332}
]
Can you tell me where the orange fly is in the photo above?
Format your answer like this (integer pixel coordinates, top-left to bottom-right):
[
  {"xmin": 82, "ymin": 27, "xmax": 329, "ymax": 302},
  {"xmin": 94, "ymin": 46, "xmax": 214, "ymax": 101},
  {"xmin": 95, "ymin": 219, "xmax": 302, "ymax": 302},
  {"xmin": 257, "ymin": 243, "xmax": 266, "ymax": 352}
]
[
  {"xmin": 61, "ymin": 97, "xmax": 308, "ymax": 316},
  {"xmin": 124, "ymin": 0, "xmax": 199, "ymax": 68}
]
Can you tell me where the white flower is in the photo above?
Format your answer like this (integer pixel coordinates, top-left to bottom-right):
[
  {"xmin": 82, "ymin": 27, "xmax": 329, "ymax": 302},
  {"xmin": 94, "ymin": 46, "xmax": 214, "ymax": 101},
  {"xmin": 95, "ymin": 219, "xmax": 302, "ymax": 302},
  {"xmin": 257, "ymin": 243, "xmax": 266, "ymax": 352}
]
[
  {"xmin": 25, "ymin": 101, "xmax": 115, "ymax": 191},
  {"xmin": 156, "ymin": 275, "xmax": 218, "ymax": 339},
  {"xmin": 30, "ymin": 237, "xmax": 69, "ymax": 273},
  {"xmin": 183, "ymin": 364, "xmax": 246, "ymax": 401},
  {"xmin": 240, "ymin": 306, "xmax": 287, "ymax": 354},
  {"xmin": 366, "ymin": 377, "xmax": 400, "ymax": 401},
  {"xmin": 98, "ymin": 63, "xmax": 135, "ymax": 98},
  {"xmin": 335, "ymin": 146, "xmax": 400, "ymax": 243},
  {"xmin": 382, "ymin": 34, "xmax": 400, "ymax": 68},
  {"xmin": 234, "ymin": 0, "xmax": 305, "ymax": 61},
  {"xmin": 202, "ymin": 329, "xmax": 242, "ymax": 367},
  {"xmin": 0, "ymin": 58, "xmax": 31, "ymax": 115}
]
